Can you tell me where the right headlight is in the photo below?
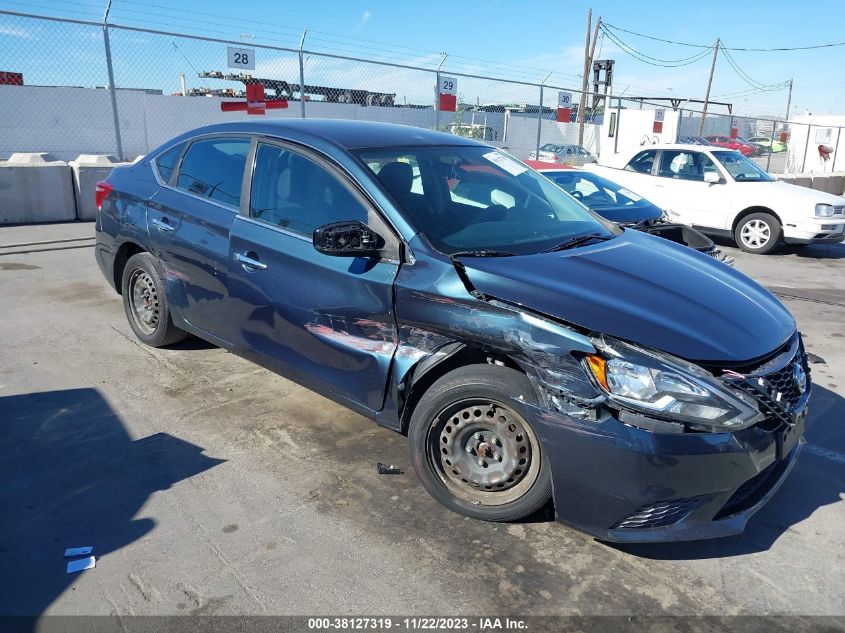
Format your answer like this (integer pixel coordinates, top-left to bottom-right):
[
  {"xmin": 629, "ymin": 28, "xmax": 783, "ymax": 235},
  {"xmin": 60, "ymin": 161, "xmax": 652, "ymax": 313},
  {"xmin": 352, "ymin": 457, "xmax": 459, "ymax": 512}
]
[
  {"xmin": 816, "ymin": 203, "xmax": 834, "ymax": 217},
  {"xmin": 585, "ymin": 335, "xmax": 764, "ymax": 432}
]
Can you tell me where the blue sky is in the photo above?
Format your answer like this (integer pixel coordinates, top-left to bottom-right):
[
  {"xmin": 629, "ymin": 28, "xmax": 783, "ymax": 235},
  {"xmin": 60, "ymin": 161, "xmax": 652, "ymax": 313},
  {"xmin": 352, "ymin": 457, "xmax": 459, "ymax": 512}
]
[{"xmin": 2, "ymin": 0, "xmax": 844, "ymax": 117}]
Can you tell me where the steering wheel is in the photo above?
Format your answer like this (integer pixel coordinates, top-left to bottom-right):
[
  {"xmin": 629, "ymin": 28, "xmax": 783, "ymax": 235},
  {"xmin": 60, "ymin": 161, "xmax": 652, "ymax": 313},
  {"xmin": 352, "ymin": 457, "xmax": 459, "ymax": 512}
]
[{"xmin": 475, "ymin": 204, "xmax": 508, "ymax": 223}]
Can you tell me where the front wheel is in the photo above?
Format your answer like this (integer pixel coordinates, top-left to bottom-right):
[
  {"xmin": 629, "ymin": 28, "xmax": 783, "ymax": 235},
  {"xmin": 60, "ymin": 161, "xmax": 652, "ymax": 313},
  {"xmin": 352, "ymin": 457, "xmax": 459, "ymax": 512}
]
[
  {"xmin": 408, "ymin": 365, "xmax": 552, "ymax": 522},
  {"xmin": 734, "ymin": 212, "xmax": 782, "ymax": 254}
]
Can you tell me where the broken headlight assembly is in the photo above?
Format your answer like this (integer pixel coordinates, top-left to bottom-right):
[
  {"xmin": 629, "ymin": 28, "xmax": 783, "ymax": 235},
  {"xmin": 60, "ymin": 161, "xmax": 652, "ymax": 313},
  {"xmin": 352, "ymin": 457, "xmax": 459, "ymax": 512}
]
[{"xmin": 584, "ymin": 336, "xmax": 764, "ymax": 432}]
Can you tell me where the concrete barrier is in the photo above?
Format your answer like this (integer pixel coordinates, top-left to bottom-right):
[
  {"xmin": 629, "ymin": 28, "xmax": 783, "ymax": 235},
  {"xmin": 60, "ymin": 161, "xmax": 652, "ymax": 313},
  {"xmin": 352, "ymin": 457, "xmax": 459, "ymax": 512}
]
[
  {"xmin": 826, "ymin": 174, "xmax": 844, "ymax": 196},
  {"xmin": 811, "ymin": 176, "xmax": 828, "ymax": 191},
  {"xmin": 777, "ymin": 172, "xmax": 845, "ymax": 196},
  {"xmin": 0, "ymin": 153, "xmax": 75, "ymax": 224},
  {"xmin": 69, "ymin": 154, "xmax": 130, "ymax": 220}
]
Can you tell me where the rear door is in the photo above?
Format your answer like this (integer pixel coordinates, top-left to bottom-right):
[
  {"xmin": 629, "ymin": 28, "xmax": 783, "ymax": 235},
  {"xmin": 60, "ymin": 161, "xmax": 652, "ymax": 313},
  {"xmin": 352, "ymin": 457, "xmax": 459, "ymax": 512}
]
[
  {"xmin": 147, "ymin": 135, "xmax": 250, "ymax": 341},
  {"xmin": 226, "ymin": 140, "xmax": 401, "ymax": 412}
]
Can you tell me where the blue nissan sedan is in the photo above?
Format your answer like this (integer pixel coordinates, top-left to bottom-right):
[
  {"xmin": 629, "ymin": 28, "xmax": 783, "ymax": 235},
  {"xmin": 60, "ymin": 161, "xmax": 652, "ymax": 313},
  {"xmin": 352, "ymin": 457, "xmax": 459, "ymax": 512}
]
[{"xmin": 95, "ymin": 120, "xmax": 810, "ymax": 542}]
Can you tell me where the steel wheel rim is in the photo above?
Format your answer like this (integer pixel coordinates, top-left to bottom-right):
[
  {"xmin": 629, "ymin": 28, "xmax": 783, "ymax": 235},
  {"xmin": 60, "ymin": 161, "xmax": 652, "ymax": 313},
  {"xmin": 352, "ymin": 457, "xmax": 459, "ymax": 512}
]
[
  {"xmin": 741, "ymin": 219, "xmax": 771, "ymax": 249},
  {"xmin": 426, "ymin": 399, "xmax": 541, "ymax": 506},
  {"xmin": 128, "ymin": 268, "xmax": 160, "ymax": 335}
]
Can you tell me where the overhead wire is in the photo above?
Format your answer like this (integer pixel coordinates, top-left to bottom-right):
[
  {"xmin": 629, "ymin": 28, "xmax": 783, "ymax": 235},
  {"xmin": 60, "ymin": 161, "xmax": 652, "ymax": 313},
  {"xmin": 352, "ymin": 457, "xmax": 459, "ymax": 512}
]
[
  {"xmin": 602, "ymin": 21, "xmax": 845, "ymax": 52},
  {"xmin": 599, "ymin": 26, "xmax": 713, "ymax": 67}
]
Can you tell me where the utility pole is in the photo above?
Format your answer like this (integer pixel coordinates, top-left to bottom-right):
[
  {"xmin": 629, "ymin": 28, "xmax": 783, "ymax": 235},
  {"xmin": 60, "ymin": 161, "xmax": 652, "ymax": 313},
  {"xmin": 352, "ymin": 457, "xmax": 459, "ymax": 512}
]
[
  {"xmin": 698, "ymin": 38, "xmax": 720, "ymax": 137},
  {"xmin": 577, "ymin": 10, "xmax": 600, "ymax": 146},
  {"xmin": 783, "ymin": 78, "xmax": 793, "ymax": 122}
]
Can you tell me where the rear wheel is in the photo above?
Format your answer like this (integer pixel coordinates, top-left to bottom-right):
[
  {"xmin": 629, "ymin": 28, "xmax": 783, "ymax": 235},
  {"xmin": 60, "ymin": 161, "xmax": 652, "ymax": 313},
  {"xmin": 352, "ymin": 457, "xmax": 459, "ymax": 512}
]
[
  {"xmin": 734, "ymin": 212, "xmax": 781, "ymax": 254},
  {"xmin": 408, "ymin": 365, "xmax": 552, "ymax": 522},
  {"xmin": 121, "ymin": 252, "xmax": 187, "ymax": 347}
]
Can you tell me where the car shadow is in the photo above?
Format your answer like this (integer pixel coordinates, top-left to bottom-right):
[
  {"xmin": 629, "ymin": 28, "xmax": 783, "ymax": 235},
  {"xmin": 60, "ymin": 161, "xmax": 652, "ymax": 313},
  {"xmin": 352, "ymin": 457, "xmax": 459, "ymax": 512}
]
[
  {"xmin": 0, "ymin": 388, "xmax": 224, "ymax": 616},
  {"xmin": 708, "ymin": 236, "xmax": 845, "ymax": 260},
  {"xmin": 781, "ymin": 242, "xmax": 845, "ymax": 260},
  {"xmin": 165, "ymin": 335, "xmax": 218, "ymax": 351},
  {"xmin": 609, "ymin": 384, "xmax": 845, "ymax": 560}
]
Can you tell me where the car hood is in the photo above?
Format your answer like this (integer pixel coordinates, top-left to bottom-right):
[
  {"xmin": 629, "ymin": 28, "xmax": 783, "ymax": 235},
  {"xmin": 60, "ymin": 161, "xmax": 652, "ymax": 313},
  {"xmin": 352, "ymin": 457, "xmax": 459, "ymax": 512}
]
[
  {"xmin": 591, "ymin": 202, "xmax": 663, "ymax": 224},
  {"xmin": 459, "ymin": 229, "xmax": 795, "ymax": 364},
  {"xmin": 750, "ymin": 180, "xmax": 845, "ymax": 206}
]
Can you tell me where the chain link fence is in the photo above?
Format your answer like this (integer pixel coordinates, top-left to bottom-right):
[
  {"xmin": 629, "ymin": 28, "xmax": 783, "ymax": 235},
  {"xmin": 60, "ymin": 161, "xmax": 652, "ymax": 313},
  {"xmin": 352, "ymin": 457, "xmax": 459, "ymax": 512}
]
[{"xmin": 1, "ymin": 9, "xmax": 843, "ymax": 178}]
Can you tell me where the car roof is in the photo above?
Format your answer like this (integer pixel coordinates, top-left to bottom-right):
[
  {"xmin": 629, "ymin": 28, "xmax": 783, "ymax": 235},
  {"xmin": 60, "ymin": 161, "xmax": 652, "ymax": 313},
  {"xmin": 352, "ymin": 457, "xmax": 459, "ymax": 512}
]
[
  {"xmin": 167, "ymin": 119, "xmax": 485, "ymax": 151},
  {"xmin": 630, "ymin": 143, "xmax": 732, "ymax": 153},
  {"xmin": 523, "ymin": 160, "xmax": 578, "ymax": 171}
]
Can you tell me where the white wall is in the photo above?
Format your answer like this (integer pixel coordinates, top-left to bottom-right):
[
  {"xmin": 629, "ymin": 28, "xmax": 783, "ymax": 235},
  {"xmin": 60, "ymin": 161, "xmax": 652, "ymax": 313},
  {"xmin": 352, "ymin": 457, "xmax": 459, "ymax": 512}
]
[
  {"xmin": 498, "ymin": 115, "xmax": 602, "ymax": 160},
  {"xmin": 0, "ymin": 84, "xmax": 516, "ymax": 161},
  {"xmin": 597, "ymin": 108, "xmax": 679, "ymax": 164},
  {"xmin": 786, "ymin": 115, "xmax": 845, "ymax": 173}
]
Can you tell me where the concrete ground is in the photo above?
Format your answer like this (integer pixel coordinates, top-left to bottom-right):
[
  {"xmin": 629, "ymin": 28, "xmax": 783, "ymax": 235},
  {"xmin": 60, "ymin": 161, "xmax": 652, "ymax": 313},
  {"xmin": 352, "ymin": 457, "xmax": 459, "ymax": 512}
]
[{"xmin": 0, "ymin": 222, "xmax": 843, "ymax": 618}]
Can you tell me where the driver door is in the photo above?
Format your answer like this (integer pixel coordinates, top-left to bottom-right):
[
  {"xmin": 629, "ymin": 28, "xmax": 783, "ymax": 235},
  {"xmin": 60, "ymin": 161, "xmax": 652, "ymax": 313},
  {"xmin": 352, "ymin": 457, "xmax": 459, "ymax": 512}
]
[
  {"xmin": 654, "ymin": 150, "xmax": 732, "ymax": 231},
  {"xmin": 226, "ymin": 140, "xmax": 402, "ymax": 413}
]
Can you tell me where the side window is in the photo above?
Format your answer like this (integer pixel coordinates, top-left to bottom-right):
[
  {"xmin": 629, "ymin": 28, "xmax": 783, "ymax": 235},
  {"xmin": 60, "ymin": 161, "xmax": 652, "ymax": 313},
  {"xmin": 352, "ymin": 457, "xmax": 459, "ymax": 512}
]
[
  {"xmin": 154, "ymin": 142, "xmax": 184, "ymax": 183},
  {"xmin": 625, "ymin": 150, "xmax": 656, "ymax": 174},
  {"xmin": 249, "ymin": 143, "xmax": 368, "ymax": 236},
  {"xmin": 176, "ymin": 138, "xmax": 249, "ymax": 207},
  {"xmin": 658, "ymin": 151, "xmax": 713, "ymax": 181}
]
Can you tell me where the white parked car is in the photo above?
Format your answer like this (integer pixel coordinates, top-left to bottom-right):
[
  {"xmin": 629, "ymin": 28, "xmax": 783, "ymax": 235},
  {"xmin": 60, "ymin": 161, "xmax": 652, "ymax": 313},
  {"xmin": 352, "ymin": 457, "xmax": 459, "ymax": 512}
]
[
  {"xmin": 585, "ymin": 144, "xmax": 845, "ymax": 253},
  {"xmin": 528, "ymin": 143, "xmax": 597, "ymax": 166}
]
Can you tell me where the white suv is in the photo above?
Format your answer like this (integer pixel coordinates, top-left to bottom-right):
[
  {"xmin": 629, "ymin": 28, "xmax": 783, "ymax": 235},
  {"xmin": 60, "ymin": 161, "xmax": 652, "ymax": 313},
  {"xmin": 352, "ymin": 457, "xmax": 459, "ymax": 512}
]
[{"xmin": 586, "ymin": 144, "xmax": 845, "ymax": 254}]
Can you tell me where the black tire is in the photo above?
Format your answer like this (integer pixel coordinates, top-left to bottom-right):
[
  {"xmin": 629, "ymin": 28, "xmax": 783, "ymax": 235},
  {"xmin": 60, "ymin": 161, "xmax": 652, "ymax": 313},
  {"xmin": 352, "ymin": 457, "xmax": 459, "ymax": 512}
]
[
  {"xmin": 121, "ymin": 252, "xmax": 187, "ymax": 347},
  {"xmin": 408, "ymin": 364, "xmax": 552, "ymax": 522},
  {"xmin": 734, "ymin": 212, "xmax": 782, "ymax": 254}
]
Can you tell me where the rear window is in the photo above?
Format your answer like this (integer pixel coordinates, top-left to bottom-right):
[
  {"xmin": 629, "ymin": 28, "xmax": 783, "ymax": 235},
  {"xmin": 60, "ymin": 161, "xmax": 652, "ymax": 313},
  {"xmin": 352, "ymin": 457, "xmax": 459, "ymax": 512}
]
[
  {"xmin": 154, "ymin": 143, "xmax": 184, "ymax": 183},
  {"xmin": 176, "ymin": 138, "xmax": 250, "ymax": 208}
]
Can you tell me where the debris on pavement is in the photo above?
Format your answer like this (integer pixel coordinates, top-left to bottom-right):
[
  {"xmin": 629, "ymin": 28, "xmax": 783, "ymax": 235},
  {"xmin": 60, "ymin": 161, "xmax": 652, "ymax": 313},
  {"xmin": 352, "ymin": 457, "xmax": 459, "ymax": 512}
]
[
  {"xmin": 377, "ymin": 463, "xmax": 403, "ymax": 475},
  {"xmin": 67, "ymin": 556, "xmax": 96, "ymax": 574}
]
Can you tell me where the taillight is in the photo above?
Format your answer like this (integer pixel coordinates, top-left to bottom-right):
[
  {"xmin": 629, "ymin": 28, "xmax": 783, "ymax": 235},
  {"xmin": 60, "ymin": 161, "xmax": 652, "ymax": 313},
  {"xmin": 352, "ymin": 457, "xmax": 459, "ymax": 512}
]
[{"xmin": 95, "ymin": 181, "xmax": 113, "ymax": 211}]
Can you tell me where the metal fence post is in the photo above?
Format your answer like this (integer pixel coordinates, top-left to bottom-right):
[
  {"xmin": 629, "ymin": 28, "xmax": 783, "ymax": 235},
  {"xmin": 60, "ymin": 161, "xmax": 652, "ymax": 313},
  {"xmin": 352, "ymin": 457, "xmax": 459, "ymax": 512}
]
[
  {"xmin": 102, "ymin": 24, "xmax": 123, "ymax": 160},
  {"xmin": 535, "ymin": 84, "xmax": 543, "ymax": 159},
  {"xmin": 298, "ymin": 29, "xmax": 307, "ymax": 119},
  {"xmin": 614, "ymin": 96, "xmax": 621, "ymax": 155},
  {"xmin": 766, "ymin": 122, "xmax": 777, "ymax": 172},
  {"xmin": 802, "ymin": 124, "xmax": 811, "ymax": 173},
  {"xmin": 435, "ymin": 70, "xmax": 440, "ymax": 131},
  {"xmin": 834, "ymin": 126, "xmax": 843, "ymax": 172}
]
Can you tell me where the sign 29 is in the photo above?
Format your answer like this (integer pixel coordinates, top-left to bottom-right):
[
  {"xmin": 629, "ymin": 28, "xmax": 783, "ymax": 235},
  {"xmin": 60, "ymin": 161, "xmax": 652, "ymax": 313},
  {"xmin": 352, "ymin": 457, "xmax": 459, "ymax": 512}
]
[
  {"xmin": 227, "ymin": 47, "xmax": 255, "ymax": 70},
  {"xmin": 440, "ymin": 76, "xmax": 457, "ymax": 95}
]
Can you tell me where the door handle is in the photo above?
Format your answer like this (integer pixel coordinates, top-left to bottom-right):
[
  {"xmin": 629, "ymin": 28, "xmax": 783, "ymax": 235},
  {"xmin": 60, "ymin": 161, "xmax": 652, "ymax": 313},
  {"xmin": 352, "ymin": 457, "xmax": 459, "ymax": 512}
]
[
  {"xmin": 234, "ymin": 252, "xmax": 268, "ymax": 270},
  {"xmin": 151, "ymin": 218, "xmax": 174, "ymax": 232}
]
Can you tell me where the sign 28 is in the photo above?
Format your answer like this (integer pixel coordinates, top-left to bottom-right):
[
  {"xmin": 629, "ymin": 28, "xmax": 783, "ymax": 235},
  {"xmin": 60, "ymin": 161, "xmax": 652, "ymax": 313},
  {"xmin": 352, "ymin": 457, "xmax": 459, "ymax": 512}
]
[{"xmin": 228, "ymin": 47, "xmax": 256, "ymax": 70}]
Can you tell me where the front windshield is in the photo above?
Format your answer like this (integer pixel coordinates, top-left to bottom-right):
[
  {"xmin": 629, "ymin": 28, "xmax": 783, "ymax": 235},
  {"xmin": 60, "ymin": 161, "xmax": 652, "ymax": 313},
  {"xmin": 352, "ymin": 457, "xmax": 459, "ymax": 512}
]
[
  {"xmin": 357, "ymin": 146, "xmax": 620, "ymax": 255},
  {"xmin": 712, "ymin": 150, "xmax": 773, "ymax": 182}
]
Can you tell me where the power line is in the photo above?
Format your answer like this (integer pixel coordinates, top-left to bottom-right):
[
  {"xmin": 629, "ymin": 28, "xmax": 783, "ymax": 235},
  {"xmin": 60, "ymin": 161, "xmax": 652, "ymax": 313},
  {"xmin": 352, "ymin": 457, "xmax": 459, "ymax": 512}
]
[
  {"xmin": 600, "ymin": 26, "xmax": 714, "ymax": 67},
  {"xmin": 603, "ymin": 21, "xmax": 845, "ymax": 52}
]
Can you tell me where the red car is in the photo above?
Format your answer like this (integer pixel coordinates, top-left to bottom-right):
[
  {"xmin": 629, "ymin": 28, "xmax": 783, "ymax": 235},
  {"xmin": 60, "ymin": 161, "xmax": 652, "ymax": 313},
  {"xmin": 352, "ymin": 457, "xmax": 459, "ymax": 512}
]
[{"xmin": 704, "ymin": 135, "xmax": 759, "ymax": 157}]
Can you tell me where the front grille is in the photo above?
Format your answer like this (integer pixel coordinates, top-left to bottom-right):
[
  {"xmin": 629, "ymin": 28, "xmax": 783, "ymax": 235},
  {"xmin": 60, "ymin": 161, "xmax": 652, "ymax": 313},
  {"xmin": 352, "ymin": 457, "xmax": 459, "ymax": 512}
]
[
  {"xmin": 722, "ymin": 334, "xmax": 809, "ymax": 428},
  {"xmin": 833, "ymin": 204, "xmax": 844, "ymax": 216},
  {"xmin": 612, "ymin": 496, "xmax": 706, "ymax": 530},
  {"xmin": 761, "ymin": 357, "xmax": 804, "ymax": 411}
]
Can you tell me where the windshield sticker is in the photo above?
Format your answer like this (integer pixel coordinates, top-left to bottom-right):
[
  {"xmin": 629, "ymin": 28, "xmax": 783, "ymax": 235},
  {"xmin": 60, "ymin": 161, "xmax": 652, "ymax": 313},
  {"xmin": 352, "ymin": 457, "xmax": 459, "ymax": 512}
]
[
  {"xmin": 617, "ymin": 188, "xmax": 642, "ymax": 201},
  {"xmin": 483, "ymin": 151, "xmax": 527, "ymax": 176}
]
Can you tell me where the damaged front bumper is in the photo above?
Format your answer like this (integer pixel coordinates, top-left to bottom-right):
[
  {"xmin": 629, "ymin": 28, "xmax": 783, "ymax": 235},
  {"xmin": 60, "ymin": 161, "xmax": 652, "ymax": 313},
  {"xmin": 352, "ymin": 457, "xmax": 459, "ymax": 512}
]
[{"xmin": 516, "ymin": 399, "xmax": 806, "ymax": 543}]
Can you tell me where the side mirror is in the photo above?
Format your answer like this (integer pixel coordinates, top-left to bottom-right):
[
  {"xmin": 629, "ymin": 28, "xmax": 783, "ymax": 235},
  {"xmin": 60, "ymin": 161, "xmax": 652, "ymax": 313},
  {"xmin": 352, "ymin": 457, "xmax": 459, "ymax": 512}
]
[
  {"xmin": 704, "ymin": 172, "xmax": 724, "ymax": 184},
  {"xmin": 313, "ymin": 221, "xmax": 382, "ymax": 257}
]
